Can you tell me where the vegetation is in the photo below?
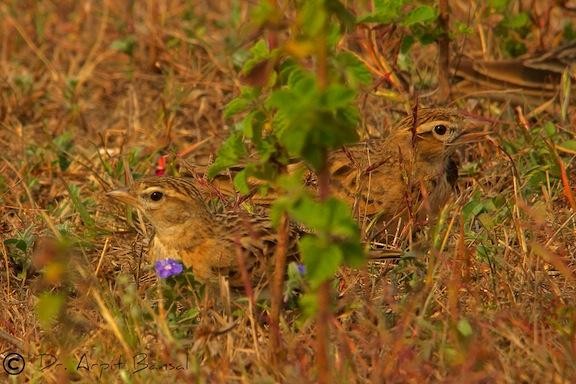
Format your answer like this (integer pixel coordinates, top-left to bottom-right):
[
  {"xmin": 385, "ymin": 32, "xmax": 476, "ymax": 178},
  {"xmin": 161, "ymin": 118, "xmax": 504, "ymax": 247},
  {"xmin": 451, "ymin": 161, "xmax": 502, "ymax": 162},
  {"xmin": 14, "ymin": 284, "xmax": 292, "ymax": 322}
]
[{"xmin": 1, "ymin": 1, "xmax": 575, "ymax": 382}]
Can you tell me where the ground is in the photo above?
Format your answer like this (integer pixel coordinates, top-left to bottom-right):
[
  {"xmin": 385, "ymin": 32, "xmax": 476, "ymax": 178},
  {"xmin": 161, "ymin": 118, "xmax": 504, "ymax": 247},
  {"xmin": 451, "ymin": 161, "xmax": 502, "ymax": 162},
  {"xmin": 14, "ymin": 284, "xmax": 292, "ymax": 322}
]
[{"xmin": 1, "ymin": 1, "xmax": 576, "ymax": 383}]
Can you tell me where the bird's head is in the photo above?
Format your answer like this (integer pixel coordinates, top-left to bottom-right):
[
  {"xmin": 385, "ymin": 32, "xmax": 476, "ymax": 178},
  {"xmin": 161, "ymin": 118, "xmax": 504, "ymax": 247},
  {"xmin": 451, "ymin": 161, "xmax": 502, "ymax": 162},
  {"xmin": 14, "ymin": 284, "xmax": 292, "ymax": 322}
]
[
  {"xmin": 107, "ymin": 176, "xmax": 210, "ymax": 234},
  {"xmin": 396, "ymin": 107, "xmax": 485, "ymax": 162}
]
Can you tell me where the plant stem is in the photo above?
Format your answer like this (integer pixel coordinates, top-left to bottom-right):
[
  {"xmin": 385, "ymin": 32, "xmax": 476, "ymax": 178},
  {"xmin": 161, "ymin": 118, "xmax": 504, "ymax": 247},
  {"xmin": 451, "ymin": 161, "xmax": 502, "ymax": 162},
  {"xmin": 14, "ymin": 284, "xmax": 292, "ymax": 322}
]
[
  {"xmin": 316, "ymin": 167, "xmax": 331, "ymax": 384},
  {"xmin": 316, "ymin": 281, "xmax": 331, "ymax": 383},
  {"xmin": 315, "ymin": 22, "xmax": 331, "ymax": 384},
  {"xmin": 437, "ymin": 0, "xmax": 451, "ymax": 101},
  {"xmin": 270, "ymin": 212, "xmax": 288, "ymax": 363}
]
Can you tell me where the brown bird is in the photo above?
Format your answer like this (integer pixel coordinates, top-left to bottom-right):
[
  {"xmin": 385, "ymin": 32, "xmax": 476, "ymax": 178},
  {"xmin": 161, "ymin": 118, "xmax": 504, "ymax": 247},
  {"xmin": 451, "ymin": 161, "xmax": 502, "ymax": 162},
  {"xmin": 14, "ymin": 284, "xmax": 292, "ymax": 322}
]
[
  {"xmin": 107, "ymin": 176, "xmax": 298, "ymax": 287},
  {"xmin": 203, "ymin": 107, "xmax": 481, "ymax": 239},
  {"xmin": 313, "ymin": 107, "xmax": 469, "ymax": 236}
]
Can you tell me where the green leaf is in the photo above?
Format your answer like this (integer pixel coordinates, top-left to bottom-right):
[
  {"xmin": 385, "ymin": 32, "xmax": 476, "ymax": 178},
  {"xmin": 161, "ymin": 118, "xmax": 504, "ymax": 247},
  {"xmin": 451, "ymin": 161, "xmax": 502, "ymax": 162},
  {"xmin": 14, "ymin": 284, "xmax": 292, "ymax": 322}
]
[
  {"xmin": 290, "ymin": 71, "xmax": 317, "ymax": 94},
  {"xmin": 110, "ymin": 36, "xmax": 137, "ymax": 55},
  {"xmin": 299, "ymin": 1, "xmax": 328, "ymax": 37},
  {"xmin": 454, "ymin": 20, "xmax": 473, "ymax": 35},
  {"xmin": 53, "ymin": 132, "xmax": 74, "ymax": 171},
  {"xmin": 489, "ymin": 0, "xmax": 509, "ymax": 12},
  {"xmin": 478, "ymin": 213, "xmax": 495, "ymax": 230},
  {"xmin": 36, "ymin": 292, "xmax": 65, "ymax": 329},
  {"xmin": 502, "ymin": 38, "xmax": 527, "ymax": 57},
  {"xmin": 340, "ymin": 240, "xmax": 365, "ymax": 267},
  {"xmin": 3, "ymin": 228, "xmax": 34, "ymax": 271},
  {"xmin": 558, "ymin": 140, "xmax": 576, "ymax": 153},
  {"xmin": 288, "ymin": 196, "xmax": 332, "ymax": 231},
  {"xmin": 564, "ymin": 23, "xmax": 576, "ymax": 42},
  {"xmin": 277, "ymin": 120, "xmax": 310, "ymax": 158},
  {"xmin": 402, "ymin": 5, "xmax": 438, "ymax": 27},
  {"xmin": 270, "ymin": 80, "xmax": 359, "ymax": 171},
  {"xmin": 374, "ymin": 0, "xmax": 405, "ymax": 13},
  {"xmin": 334, "ymin": 52, "xmax": 373, "ymax": 87},
  {"xmin": 4, "ymin": 238, "xmax": 28, "ymax": 252},
  {"xmin": 502, "ymin": 12, "xmax": 530, "ymax": 30},
  {"xmin": 323, "ymin": 84, "xmax": 356, "ymax": 109},
  {"xmin": 457, "ymin": 318, "xmax": 474, "ymax": 337},
  {"xmin": 224, "ymin": 96, "xmax": 252, "ymax": 119},
  {"xmin": 286, "ymin": 197, "xmax": 358, "ymax": 236},
  {"xmin": 358, "ymin": 0, "xmax": 404, "ymax": 23},
  {"xmin": 326, "ymin": 0, "xmax": 356, "ymax": 29},
  {"xmin": 462, "ymin": 196, "xmax": 485, "ymax": 220},
  {"xmin": 242, "ymin": 111, "xmax": 267, "ymax": 142},
  {"xmin": 285, "ymin": 196, "xmax": 364, "ymax": 269},
  {"xmin": 225, "ymin": 89, "xmax": 261, "ymax": 119},
  {"xmin": 233, "ymin": 169, "xmax": 250, "ymax": 195},
  {"xmin": 66, "ymin": 183, "xmax": 95, "ymax": 227},
  {"xmin": 542, "ymin": 121, "xmax": 556, "ymax": 138},
  {"xmin": 241, "ymin": 39, "xmax": 271, "ymax": 74},
  {"xmin": 299, "ymin": 236, "xmax": 343, "ymax": 289},
  {"xmin": 400, "ymin": 35, "xmax": 416, "ymax": 54},
  {"xmin": 207, "ymin": 131, "xmax": 247, "ymax": 178},
  {"xmin": 251, "ymin": 0, "xmax": 280, "ymax": 28},
  {"xmin": 270, "ymin": 197, "xmax": 291, "ymax": 227},
  {"xmin": 416, "ymin": 31, "xmax": 440, "ymax": 45},
  {"xmin": 298, "ymin": 292, "xmax": 319, "ymax": 318}
]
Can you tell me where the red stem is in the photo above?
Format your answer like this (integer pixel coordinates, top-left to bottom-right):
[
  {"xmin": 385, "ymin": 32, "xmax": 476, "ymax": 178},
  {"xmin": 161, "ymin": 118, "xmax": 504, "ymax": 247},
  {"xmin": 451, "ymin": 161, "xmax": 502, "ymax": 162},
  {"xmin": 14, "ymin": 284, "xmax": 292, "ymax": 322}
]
[
  {"xmin": 437, "ymin": 0, "xmax": 451, "ymax": 101},
  {"xmin": 270, "ymin": 213, "xmax": 288, "ymax": 362}
]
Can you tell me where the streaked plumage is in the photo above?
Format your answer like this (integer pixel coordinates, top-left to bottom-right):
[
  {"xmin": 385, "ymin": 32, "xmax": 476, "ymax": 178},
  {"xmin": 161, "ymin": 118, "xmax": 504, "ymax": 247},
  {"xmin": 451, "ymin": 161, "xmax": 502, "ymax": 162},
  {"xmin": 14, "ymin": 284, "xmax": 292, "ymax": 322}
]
[
  {"xmin": 107, "ymin": 176, "xmax": 298, "ymax": 287},
  {"xmin": 203, "ymin": 108, "xmax": 478, "ymax": 238},
  {"xmin": 317, "ymin": 108, "xmax": 465, "ymax": 233}
]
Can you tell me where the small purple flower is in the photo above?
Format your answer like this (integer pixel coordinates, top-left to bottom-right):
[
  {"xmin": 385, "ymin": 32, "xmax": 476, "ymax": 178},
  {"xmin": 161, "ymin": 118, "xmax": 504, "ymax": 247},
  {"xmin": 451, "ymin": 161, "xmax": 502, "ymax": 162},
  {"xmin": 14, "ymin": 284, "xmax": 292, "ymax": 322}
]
[
  {"xmin": 296, "ymin": 263, "xmax": 306, "ymax": 276},
  {"xmin": 154, "ymin": 258, "xmax": 184, "ymax": 278}
]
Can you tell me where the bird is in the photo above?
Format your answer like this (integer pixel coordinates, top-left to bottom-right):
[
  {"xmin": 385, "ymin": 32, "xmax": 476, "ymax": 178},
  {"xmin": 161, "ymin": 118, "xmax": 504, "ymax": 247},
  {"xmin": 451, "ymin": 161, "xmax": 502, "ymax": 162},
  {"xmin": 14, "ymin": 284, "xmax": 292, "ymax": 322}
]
[
  {"xmin": 107, "ymin": 176, "xmax": 299, "ymax": 288},
  {"xmin": 199, "ymin": 107, "xmax": 482, "ymax": 240},
  {"xmin": 311, "ymin": 107, "xmax": 470, "ymax": 236}
]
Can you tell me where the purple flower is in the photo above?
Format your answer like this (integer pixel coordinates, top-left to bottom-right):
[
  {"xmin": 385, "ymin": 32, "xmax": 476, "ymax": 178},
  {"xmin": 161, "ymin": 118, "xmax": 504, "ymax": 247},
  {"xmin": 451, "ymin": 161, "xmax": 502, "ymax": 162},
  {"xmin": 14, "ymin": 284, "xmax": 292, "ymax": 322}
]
[
  {"xmin": 296, "ymin": 263, "xmax": 306, "ymax": 276},
  {"xmin": 154, "ymin": 259, "xmax": 184, "ymax": 278}
]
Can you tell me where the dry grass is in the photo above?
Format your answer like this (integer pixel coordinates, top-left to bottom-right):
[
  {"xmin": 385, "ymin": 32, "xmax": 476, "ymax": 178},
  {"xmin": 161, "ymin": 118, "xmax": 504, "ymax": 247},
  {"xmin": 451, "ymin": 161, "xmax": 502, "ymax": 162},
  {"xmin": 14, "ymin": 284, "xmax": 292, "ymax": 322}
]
[{"xmin": 1, "ymin": 1, "xmax": 576, "ymax": 383}]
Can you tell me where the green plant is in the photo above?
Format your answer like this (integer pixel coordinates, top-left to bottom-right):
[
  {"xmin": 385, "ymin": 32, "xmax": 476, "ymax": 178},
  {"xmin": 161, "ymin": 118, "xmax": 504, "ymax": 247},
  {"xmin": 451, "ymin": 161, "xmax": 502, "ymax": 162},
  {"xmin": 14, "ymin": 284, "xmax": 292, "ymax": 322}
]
[
  {"xmin": 489, "ymin": 0, "xmax": 533, "ymax": 57},
  {"xmin": 4, "ymin": 226, "xmax": 35, "ymax": 279},
  {"xmin": 357, "ymin": 1, "xmax": 441, "ymax": 51},
  {"xmin": 209, "ymin": 1, "xmax": 371, "ymax": 380},
  {"xmin": 210, "ymin": 1, "xmax": 370, "ymax": 294}
]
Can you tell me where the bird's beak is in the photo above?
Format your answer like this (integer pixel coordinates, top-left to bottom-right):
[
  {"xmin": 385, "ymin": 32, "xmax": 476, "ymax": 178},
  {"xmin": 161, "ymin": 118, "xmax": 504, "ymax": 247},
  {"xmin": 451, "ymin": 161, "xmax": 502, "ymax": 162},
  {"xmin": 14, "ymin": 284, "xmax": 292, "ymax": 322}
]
[
  {"xmin": 106, "ymin": 189, "xmax": 139, "ymax": 207},
  {"xmin": 458, "ymin": 130, "xmax": 491, "ymax": 144},
  {"xmin": 455, "ymin": 120, "xmax": 492, "ymax": 145}
]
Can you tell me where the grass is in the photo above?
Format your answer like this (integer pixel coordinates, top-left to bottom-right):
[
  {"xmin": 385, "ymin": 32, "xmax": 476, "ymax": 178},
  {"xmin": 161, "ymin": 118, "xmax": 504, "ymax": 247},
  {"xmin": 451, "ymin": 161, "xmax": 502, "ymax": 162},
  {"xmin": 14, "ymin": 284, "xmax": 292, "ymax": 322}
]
[{"xmin": 1, "ymin": 1, "xmax": 576, "ymax": 383}]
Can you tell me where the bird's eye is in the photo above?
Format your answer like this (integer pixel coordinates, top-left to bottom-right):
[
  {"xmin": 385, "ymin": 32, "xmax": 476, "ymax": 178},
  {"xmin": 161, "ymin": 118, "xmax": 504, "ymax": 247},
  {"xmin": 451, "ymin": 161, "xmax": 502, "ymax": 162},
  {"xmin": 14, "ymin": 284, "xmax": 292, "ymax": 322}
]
[
  {"xmin": 434, "ymin": 125, "xmax": 447, "ymax": 135},
  {"xmin": 150, "ymin": 191, "xmax": 164, "ymax": 201}
]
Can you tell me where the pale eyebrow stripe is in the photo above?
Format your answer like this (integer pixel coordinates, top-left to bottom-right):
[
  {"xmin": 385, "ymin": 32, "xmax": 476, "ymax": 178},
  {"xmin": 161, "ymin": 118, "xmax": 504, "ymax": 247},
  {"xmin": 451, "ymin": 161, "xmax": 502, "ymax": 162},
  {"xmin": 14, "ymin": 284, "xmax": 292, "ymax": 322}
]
[
  {"xmin": 420, "ymin": 120, "xmax": 453, "ymax": 127},
  {"xmin": 165, "ymin": 177, "xmax": 205, "ymax": 200},
  {"xmin": 141, "ymin": 186, "xmax": 164, "ymax": 194},
  {"xmin": 416, "ymin": 120, "xmax": 455, "ymax": 134},
  {"xmin": 137, "ymin": 176, "xmax": 205, "ymax": 201}
]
